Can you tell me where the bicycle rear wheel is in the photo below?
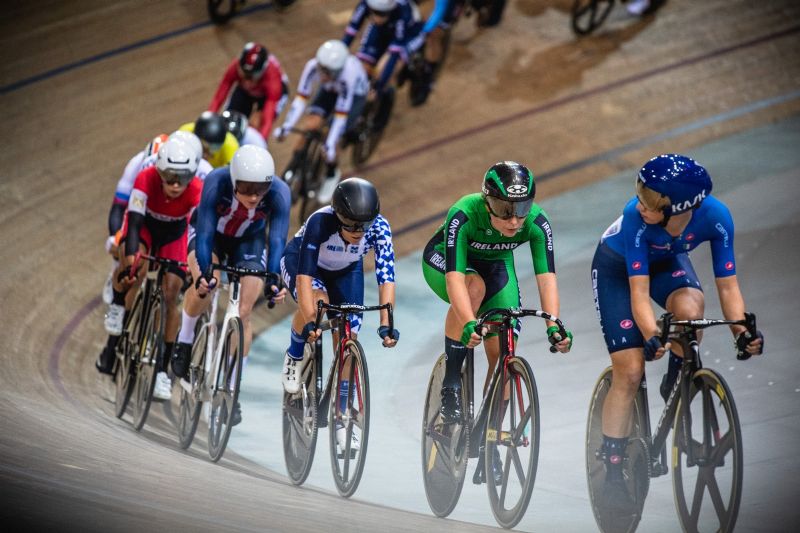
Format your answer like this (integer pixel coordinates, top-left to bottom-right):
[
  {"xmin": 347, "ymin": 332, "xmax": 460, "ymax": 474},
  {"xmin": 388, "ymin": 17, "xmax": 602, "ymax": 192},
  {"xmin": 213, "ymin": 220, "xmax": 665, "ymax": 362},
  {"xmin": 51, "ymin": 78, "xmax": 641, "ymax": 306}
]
[
  {"xmin": 350, "ymin": 98, "xmax": 386, "ymax": 168},
  {"xmin": 208, "ymin": 316, "xmax": 244, "ymax": 462},
  {"xmin": 176, "ymin": 316, "xmax": 208, "ymax": 449},
  {"xmin": 298, "ymin": 139, "xmax": 325, "ymax": 225},
  {"xmin": 483, "ymin": 356, "xmax": 539, "ymax": 529},
  {"xmin": 283, "ymin": 343, "xmax": 319, "ymax": 484},
  {"xmin": 114, "ymin": 292, "xmax": 143, "ymax": 418},
  {"xmin": 421, "ymin": 354, "xmax": 470, "ymax": 517},
  {"xmin": 328, "ymin": 339, "xmax": 370, "ymax": 497},
  {"xmin": 673, "ymin": 368, "xmax": 742, "ymax": 533},
  {"xmin": 132, "ymin": 293, "xmax": 163, "ymax": 431},
  {"xmin": 585, "ymin": 366, "xmax": 650, "ymax": 533},
  {"xmin": 571, "ymin": 0, "xmax": 615, "ymax": 35}
]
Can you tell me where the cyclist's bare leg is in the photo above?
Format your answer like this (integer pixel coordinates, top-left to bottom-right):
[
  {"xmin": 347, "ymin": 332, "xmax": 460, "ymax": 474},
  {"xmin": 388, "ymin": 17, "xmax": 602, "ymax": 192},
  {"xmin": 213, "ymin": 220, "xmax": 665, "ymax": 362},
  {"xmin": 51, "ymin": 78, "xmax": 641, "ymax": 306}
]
[
  {"xmin": 665, "ymin": 287, "xmax": 705, "ymax": 356},
  {"xmin": 424, "ymin": 27, "xmax": 446, "ymax": 65},
  {"xmin": 238, "ymin": 275, "xmax": 264, "ymax": 357},
  {"xmin": 444, "ymin": 273, "xmax": 485, "ymax": 339},
  {"xmin": 602, "ymin": 347, "xmax": 644, "ymax": 438},
  {"xmin": 162, "ymin": 271, "xmax": 184, "ymax": 343}
]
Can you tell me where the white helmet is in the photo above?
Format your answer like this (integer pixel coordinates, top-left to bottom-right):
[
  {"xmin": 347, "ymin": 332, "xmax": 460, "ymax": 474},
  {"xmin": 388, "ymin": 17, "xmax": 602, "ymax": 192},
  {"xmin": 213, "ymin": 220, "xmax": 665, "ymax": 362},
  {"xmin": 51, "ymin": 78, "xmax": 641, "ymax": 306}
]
[
  {"xmin": 156, "ymin": 138, "xmax": 198, "ymax": 182},
  {"xmin": 316, "ymin": 40, "xmax": 349, "ymax": 75},
  {"xmin": 231, "ymin": 145, "xmax": 275, "ymax": 185},
  {"xmin": 367, "ymin": 0, "xmax": 397, "ymax": 11},
  {"xmin": 168, "ymin": 130, "xmax": 202, "ymax": 165}
]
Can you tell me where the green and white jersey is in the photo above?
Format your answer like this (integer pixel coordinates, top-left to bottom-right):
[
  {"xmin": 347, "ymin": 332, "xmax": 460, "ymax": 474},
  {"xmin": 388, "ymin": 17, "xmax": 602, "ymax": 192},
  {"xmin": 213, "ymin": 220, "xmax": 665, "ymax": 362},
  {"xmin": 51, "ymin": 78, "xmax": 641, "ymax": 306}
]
[{"xmin": 430, "ymin": 193, "xmax": 555, "ymax": 275}]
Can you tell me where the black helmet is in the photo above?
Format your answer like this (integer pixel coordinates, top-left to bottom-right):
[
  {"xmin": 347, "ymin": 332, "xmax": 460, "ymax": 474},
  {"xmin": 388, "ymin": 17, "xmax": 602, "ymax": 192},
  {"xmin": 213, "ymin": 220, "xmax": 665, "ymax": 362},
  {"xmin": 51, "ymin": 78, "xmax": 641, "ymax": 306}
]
[
  {"xmin": 221, "ymin": 109, "xmax": 249, "ymax": 142},
  {"xmin": 239, "ymin": 42, "xmax": 268, "ymax": 78},
  {"xmin": 481, "ymin": 161, "xmax": 535, "ymax": 219},
  {"xmin": 194, "ymin": 111, "xmax": 227, "ymax": 147},
  {"xmin": 332, "ymin": 177, "xmax": 380, "ymax": 230}
]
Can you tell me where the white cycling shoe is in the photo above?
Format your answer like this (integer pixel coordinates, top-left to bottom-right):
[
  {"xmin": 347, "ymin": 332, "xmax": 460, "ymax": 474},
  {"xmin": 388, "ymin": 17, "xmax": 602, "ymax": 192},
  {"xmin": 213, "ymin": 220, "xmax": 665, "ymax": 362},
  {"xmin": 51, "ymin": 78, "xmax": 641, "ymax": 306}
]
[
  {"xmin": 153, "ymin": 371, "xmax": 172, "ymax": 401},
  {"xmin": 626, "ymin": 0, "xmax": 651, "ymax": 16},
  {"xmin": 335, "ymin": 422, "xmax": 360, "ymax": 458},
  {"xmin": 315, "ymin": 169, "xmax": 341, "ymax": 205},
  {"xmin": 282, "ymin": 352, "xmax": 302, "ymax": 394},
  {"xmin": 102, "ymin": 273, "xmax": 114, "ymax": 305},
  {"xmin": 104, "ymin": 304, "xmax": 125, "ymax": 335}
]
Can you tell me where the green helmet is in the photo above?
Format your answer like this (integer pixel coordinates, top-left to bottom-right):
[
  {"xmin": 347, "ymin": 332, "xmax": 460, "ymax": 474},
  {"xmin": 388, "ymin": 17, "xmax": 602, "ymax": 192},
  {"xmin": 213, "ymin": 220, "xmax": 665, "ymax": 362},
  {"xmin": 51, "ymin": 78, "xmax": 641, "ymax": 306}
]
[{"xmin": 481, "ymin": 161, "xmax": 535, "ymax": 219}]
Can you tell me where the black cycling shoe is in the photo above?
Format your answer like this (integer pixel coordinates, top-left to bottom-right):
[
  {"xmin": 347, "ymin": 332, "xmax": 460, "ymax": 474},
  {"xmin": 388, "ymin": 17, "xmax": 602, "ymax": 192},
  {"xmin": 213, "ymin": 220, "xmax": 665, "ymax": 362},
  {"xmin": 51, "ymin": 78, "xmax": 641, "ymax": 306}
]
[
  {"xmin": 170, "ymin": 342, "xmax": 192, "ymax": 380},
  {"xmin": 439, "ymin": 386, "xmax": 463, "ymax": 424},
  {"xmin": 95, "ymin": 346, "xmax": 115, "ymax": 375},
  {"xmin": 602, "ymin": 477, "xmax": 638, "ymax": 516},
  {"xmin": 473, "ymin": 444, "xmax": 504, "ymax": 485},
  {"xmin": 231, "ymin": 402, "xmax": 242, "ymax": 426}
]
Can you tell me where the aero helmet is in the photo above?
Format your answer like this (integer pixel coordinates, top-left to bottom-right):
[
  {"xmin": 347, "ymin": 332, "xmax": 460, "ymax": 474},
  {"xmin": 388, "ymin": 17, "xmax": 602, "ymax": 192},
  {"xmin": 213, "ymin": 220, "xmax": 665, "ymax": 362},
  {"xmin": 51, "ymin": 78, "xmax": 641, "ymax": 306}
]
[
  {"xmin": 168, "ymin": 130, "xmax": 203, "ymax": 165},
  {"xmin": 194, "ymin": 111, "xmax": 228, "ymax": 147},
  {"xmin": 367, "ymin": 0, "xmax": 397, "ymax": 12},
  {"xmin": 221, "ymin": 109, "xmax": 249, "ymax": 143},
  {"xmin": 481, "ymin": 161, "xmax": 535, "ymax": 219},
  {"xmin": 636, "ymin": 154, "xmax": 712, "ymax": 215},
  {"xmin": 239, "ymin": 42, "xmax": 268, "ymax": 78},
  {"xmin": 230, "ymin": 145, "xmax": 274, "ymax": 196},
  {"xmin": 332, "ymin": 177, "xmax": 380, "ymax": 230},
  {"xmin": 156, "ymin": 138, "xmax": 198, "ymax": 184},
  {"xmin": 145, "ymin": 134, "xmax": 169, "ymax": 157},
  {"xmin": 316, "ymin": 40, "xmax": 349, "ymax": 76}
]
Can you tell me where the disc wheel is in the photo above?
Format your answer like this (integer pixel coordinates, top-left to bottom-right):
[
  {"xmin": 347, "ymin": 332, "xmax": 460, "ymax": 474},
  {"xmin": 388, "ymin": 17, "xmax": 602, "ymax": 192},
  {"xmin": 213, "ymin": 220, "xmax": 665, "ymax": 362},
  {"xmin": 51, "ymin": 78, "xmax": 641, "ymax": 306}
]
[
  {"xmin": 421, "ymin": 354, "xmax": 469, "ymax": 517},
  {"xmin": 208, "ymin": 316, "xmax": 244, "ymax": 462},
  {"xmin": 328, "ymin": 339, "xmax": 370, "ymax": 498},
  {"xmin": 282, "ymin": 343, "xmax": 319, "ymax": 485},
  {"xmin": 131, "ymin": 293, "xmax": 163, "ymax": 431},
  {"xmin": 673, "ymin": 369, "xmax": 742, "ymax": 533}
]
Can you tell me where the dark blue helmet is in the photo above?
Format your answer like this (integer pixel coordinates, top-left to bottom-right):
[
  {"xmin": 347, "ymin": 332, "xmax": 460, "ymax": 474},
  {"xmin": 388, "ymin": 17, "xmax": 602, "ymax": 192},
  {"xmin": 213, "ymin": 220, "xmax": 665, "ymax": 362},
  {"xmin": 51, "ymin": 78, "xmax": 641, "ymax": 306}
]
[{"xmin": 637, "ymin": 154, "xmax": 712, "ymax": 215}]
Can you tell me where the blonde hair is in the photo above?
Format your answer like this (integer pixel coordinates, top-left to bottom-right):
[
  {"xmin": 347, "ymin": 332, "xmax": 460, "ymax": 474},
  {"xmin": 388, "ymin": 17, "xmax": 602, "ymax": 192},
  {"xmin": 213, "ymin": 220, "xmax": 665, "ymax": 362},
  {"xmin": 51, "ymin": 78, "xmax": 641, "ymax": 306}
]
[{"xmin": 636, "ymin": 178, "xmax": 670, "ymax": 211}]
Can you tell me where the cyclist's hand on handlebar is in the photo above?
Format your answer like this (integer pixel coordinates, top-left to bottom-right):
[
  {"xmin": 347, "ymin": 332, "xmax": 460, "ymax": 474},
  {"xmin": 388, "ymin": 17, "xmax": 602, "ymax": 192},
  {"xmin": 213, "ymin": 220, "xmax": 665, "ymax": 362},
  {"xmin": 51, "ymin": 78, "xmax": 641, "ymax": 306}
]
[
  {"xmin": 273, "ymin": 125, "xmax": 288, "ymax": 142},
  {"xmin": 644, "ymin": 335, "xmax": 670, "ymax": 361},
  {"xmin": 195, "ymin": 270, "xmax": 217, "ymax": 297},
  {"xmin": 460, "ymin": 320, "xmax": 482, "ymax": 348},
  {"xmin": 378, "ymin": 325, "xmax": 399, "ymax": 348},
  {"xmin": 301, "ymin": 321, "xmax": 321, "ymax": 343},
  {"xmin": 736, "ymin": 329, "xmax": 764, "ymax": 359},
  {"xmin": 264, "ymin": 273, "xmax": 287, "ymax": 307},
  {"xmin": 547, "ymin": 325, "xmax": 573, "ymax": 354}
]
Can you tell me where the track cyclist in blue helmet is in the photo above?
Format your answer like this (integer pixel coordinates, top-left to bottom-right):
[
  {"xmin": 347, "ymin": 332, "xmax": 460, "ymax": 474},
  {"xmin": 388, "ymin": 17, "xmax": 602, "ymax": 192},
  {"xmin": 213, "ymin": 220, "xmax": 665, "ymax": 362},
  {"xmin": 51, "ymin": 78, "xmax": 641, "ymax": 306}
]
[{"xmin": 590, "ymin": 154, "xmax": 764, "ymax": 514}]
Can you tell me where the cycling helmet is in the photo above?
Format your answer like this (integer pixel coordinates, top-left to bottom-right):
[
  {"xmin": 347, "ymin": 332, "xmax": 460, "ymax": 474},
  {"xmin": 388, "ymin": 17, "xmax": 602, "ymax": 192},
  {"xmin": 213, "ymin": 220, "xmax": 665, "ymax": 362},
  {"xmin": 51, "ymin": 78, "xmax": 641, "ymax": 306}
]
[
  {"xmin": 481, "ymin": 161, "xmax": 535, "ymax": 219},
  {"xmin": 156, "ymin": 138, "xmax": 198, "ymax": 184},
  {"xmin": 144, "ymin": 134, "xmax": 169, "ymax": 157},
  {"xmin": 367, "ymin": 0, "xmax": 397, "ymax": 12},
  {"xmin": 194, "ymin": 111, "xmax": 228, "ymax": 147},
  {"xmin": 221, "ymin": 109, "xmax": 249, "ymax": 143},
  {"xmin": 332, "ymin": 177, "xmax": 380, "ymax": 230},
  {"xmin": 230, "ymin": 145, "xmax": 274, "ymax": 196},
  {"xmin": 316, "ymin": 40, "xmax": 349, "ymax": 77},
  {"xmin": 636, "ymin": 154, "xmax": 712, "ymax": 215},
  {"xmin": 239, "ymin": 42, "xmax": 268, "ymax": 78},
  {"xmin": 168, "ymin": 130, "xmax": 203, "ymax": 164}
]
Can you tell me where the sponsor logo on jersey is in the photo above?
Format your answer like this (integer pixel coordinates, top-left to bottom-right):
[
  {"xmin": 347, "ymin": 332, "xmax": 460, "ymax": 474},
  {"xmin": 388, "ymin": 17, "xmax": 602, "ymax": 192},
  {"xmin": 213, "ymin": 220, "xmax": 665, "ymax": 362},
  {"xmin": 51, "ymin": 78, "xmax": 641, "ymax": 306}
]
[
  {"xmin": 635, "ymin": 224, "xmax": 646, "ymax": 248},
  {"xmin": 447, "ymin": 218, "xmax": 460, "ymax": 247},
  {"xmin": 430, "ymin": 252, "xmax": 446, "ymax": 270},
  {"xmin": 725, "ymin": 261, "xmax": 734, "ymax": 270},
  {"xmin": 650, "ymin": 243, "xmax": 671, "ymax": 250},
  {"xmin": 591, "ymin": 269, "xmax": 601, "ymax": 320},
  {"xmin": 326, "ymin": 244, "xmax": 344, "ymax": 252},
  {"xmin": 714, "ymin": 223, "xmax": 729, "ymax": 247},
  {"xmin": 632, "ymin": 261, "xmax": 642, "ymax": 271},
  {"xmin": 685, "ymin": 233, "xmax": 695, "ymax": 241},
  {"xmin": 672, "ymin": 269, "xmax": 686, "ymax": 277},
  {"xmin": 469, "ymin": 241, "xmax": 521, "ymax": 251},
  {"xmin": 620, "ymin": 319, "xmax": 634, "ymax": 330},
  {"xmin": 541, "ymin": 220, "xmax": 553, "ymax": 252},
  {"xmin": 132, "ymin": 196, "xmax": 145, "ymax": 210}
]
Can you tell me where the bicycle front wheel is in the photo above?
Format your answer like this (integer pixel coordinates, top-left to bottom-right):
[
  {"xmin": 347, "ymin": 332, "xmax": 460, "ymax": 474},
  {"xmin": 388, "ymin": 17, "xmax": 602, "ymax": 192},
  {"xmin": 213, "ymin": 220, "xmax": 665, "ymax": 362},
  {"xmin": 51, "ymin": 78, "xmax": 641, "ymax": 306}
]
[
  {"xmin": 132, "ymin": 292, "xmax": 163, "ymax": 431},
  {"xmin": 114, "ymin": 292, "xmax": 143, "ymax": 418},
  {"xmin": 350, "ymin": 99, "xmax": 385, "ymax": 168},
  {"xmin": 283, "ymin": 343, "xmax": 319, "ymax": 484},
  {"xmin": 484, "ymin": 356, "xmax": 539, "ymax": 529},
  {"xmin": 328, "ymin": 339, "xmax": 370, "ymax": 498},
  {"xmin": 673, "ymin": 368, "xmax": 742, "ymax": 533},
  {"xmin": 571, "ymin": 0, "xmax": 614, "ymax": 35},
  {"xmin": 176, "ymin": 315, "xmax": 208, "ymax": 449},
  {"xmin": 421, "ymin": 354, "xmax": 469, "ymax": 517},
  {"xmin": 585, "ymin": 366, "xmax": 650, "ymax": 533},
  {"xmin": 208, "ymin": 316, "xmax": 244, "ymax": 462}
]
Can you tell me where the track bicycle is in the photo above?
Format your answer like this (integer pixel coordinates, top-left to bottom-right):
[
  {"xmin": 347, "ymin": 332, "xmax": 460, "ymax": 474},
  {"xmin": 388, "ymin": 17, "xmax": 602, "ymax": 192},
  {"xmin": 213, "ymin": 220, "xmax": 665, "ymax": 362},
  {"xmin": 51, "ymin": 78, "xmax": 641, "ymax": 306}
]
[
  {"xmin": 280, "ymin": 128, "xmax": 328, "ymax": 225},
  {"xmin": 571, "ymin": 0, "xmax": 664, "ymax": 35},
  {"xmin": 114, "ymin": 254, "xmax": 186, "ymax": 431},
  {"xmin": 421, "ymin": 307, "xmax": 569, "ymax": 529},
  {"xmin": 348, "ymin": 88, "xmax": 393, "ymax": 168},
  {"xmin": 176, "ymin": 264, "xmax": 277, "ymax": 462},
  {"xmin": 586, "ymin": 312, "xmax": 758, "ymax": 533},
  {"xmin": 207, "ymin": 0, "xmax": 297, "ymax": 25},
  {"xmin": 282, "ymin": 300, "xmax": 394, "ymax": 497}
]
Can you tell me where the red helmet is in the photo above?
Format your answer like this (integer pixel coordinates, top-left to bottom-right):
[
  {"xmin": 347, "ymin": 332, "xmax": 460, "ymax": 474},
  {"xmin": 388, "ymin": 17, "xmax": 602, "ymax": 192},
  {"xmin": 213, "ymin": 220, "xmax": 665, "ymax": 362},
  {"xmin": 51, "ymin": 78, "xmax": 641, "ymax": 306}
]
[{"xmin": 239, "ymin": 42, "xmax": 268, "ymax": 78}]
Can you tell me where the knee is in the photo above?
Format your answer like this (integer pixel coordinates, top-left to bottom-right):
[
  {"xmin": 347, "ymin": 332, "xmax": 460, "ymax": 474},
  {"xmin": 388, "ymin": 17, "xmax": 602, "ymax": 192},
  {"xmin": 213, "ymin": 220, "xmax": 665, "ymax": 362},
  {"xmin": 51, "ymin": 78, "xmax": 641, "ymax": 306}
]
[
  {"xmin": 611, "ymin": 355, "xmax": 645, "ymax": 393},
  {"xmin": 669, "ymin": 289, "xmax": 704, "ymax": 320}
]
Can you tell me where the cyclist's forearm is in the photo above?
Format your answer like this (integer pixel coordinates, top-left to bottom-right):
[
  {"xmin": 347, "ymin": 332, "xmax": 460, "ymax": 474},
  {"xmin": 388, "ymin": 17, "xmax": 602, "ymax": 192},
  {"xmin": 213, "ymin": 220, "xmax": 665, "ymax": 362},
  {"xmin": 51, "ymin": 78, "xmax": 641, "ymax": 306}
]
[
  {"xmin": 716, "ymin": 275, "xmax": 747, "ymax": 335},
  {"xmin": 629, "ymin": 275, "xmax": 658, "ymax": 337},
  {"xmin": 281, "ymin": 96, "xmax": 307, "ymax": 131},
  {"xmin": 296, "ymin": 274, "xmax": 317, "ymax": 323},
  {"xmin": 535, "ymin": 272, "xmax": 560, "ymax": 329},
  {"xmin": 378, "ymin": 282, "xmax": 395, "ymax": 326}
]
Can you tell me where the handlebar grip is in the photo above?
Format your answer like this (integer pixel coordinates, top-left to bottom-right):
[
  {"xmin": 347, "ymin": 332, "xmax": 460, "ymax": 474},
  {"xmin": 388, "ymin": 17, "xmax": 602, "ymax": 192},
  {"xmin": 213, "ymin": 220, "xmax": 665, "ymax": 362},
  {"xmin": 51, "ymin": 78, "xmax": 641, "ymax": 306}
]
[
  {"xmin": 549, "ymin": 345, "xmax": 558, "ymax": 354},
  {"xmin": 658, "ymin": 313, "xmax": 673, "ymax": 345}
]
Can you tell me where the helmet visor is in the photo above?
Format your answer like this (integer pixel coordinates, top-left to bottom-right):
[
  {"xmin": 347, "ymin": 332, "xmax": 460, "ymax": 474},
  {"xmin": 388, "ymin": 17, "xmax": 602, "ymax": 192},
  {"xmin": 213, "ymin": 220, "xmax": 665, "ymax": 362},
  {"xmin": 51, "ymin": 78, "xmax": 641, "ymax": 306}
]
[
  {"xmin": 485, "ymin": 196, "xmax": 533, "ymax": 220},
  {"xmin": 235, "ymin": 181, "xmax": 271, "ymax": 197},
  {"xmin": 336, "ymin": 214, "xmax": 374, "ymax": 233},
  {"xmin": 158, "ymin": 168, "xmax": 194, "ymax": 186}
]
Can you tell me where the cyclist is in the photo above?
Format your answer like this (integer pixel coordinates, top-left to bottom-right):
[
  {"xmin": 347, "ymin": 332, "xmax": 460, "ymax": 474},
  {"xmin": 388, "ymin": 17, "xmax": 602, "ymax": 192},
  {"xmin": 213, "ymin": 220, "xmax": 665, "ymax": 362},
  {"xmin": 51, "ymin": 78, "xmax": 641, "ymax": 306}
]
[
  {"xmin": 97, "ymin": 131, "xmax": 212, "ymax": 374},
  {"xmin": 99, "ymin": 138, "xmax": 202, "ymax": 400},
  {"xmin": 402, "ymin": 0, "xmax": 456, "ymax": 106},
  {"xmin": 222, "ymin": 109, "xmax": 267, "ymax": 150},
  {"xmin": 591, "ymin": 154, "xmax": 764, "ymax": 513},
  {"xmin": 208, "ymin": 42, "xmax": 290, "ymax": 142},
  {"xmin": 421, "ymin": 160, "xmax": 573, "ymax": 485},
  {"xmin": 279, "ymin": 177, "xmax": 399, "ymax": 454},
  {"xmin": 180, "ymin": 111, "xmax": 239, "ymax": 168},
  {"xmin": 170, "ymin": 145, "xmax": 291, "ymax": 425},
  {"xmin": 342, "ymin": 0, "xmax": 422, "ymax": 129},
  {"xmin": 273, "ymin": 40, "xmax": 370, "ymax": 204}
]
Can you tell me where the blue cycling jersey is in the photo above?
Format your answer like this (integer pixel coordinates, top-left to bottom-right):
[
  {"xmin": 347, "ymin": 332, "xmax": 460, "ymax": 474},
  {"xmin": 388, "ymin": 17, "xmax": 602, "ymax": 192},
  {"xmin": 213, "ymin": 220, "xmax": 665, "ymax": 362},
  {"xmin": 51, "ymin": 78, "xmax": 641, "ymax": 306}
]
[
  {"xmin": 601, "ymin": 195, "xmax": 736, "ymax": 278},
  {"xmin": 193, "ymin": 167, "xmax": 291, "ymax": 275}
]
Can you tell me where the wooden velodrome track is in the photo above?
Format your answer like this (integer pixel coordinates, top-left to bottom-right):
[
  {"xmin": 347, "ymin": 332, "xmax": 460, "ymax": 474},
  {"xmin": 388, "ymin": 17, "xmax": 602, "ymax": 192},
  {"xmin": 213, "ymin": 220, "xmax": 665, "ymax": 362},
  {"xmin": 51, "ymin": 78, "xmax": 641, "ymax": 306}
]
[{"xmin": 1, "ymin": 0, "xmax": 799, "ymax": 530}]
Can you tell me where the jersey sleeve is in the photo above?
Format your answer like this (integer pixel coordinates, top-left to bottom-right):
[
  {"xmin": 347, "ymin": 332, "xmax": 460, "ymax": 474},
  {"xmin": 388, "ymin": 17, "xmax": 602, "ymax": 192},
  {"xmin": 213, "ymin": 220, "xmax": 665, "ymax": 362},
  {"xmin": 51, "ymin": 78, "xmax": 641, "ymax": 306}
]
[
  {"xmin": 115, "ymin": 151, "xmax": 145, "ymax": 204},
  {"xmin": 257, "ymin": 62, "xmax": 285, "ymax": 139},
  {"xmin": 527, "ymin": 211, "xmax": 556, "ymax": 275},
  {"xmin": 297, "ymin": 213, "xmax": 326, "ymax": 276},
  {"xmin": 367, "ymin": 215, "xmax": 395, "ymax": 285},
  {"xmin": 707, "ymin": 201, "xmax": 737, "ymax": 278},
  {"xmin": 209, "ymin": 61, "xmax": 239, "ymax": 112},
  {"xmin": 444, "ymin": 206, "xmax": 470, "ymax": 274},
  {"xmin": 194, "ymin": 172, "xmax": 223, "ymax": 275},
  {"xmin": 343, "ymin": 2, "xmax": 368, "ymax": 46},
  {"xmin": 265, "ymin": 178, "xmax": 292, "ymax": 273},
  {"xmin": 621, "ymin": 205, "xmax": 650, "ymax": 277}
]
